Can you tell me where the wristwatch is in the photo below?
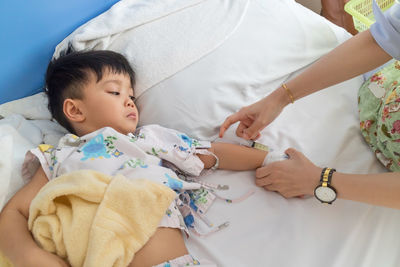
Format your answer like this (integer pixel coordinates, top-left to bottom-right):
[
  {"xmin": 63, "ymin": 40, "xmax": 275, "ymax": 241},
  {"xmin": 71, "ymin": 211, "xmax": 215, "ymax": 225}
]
[{"xmin": 314, "ymin": 167, "xmax": 337, "ymax": 204}]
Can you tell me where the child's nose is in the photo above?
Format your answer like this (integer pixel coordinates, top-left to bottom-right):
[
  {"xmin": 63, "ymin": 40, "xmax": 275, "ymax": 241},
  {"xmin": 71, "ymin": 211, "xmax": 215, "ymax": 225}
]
[{"xmin": 126, "ymin": 97, "xmax": 135, "ymax": 107}]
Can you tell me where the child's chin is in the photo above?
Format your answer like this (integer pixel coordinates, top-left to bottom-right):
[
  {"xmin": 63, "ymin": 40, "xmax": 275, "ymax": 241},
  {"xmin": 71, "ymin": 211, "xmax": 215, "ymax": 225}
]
[{"xmin": 127, "ymin": 126, "xmax": 137, "ymax": 134}]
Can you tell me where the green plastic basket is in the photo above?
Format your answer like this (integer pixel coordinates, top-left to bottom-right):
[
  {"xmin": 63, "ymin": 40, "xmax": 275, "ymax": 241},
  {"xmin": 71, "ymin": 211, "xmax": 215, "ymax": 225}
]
[{"xmin": 344, "ymin": 0, "xmax": 395, "ymax": 32}]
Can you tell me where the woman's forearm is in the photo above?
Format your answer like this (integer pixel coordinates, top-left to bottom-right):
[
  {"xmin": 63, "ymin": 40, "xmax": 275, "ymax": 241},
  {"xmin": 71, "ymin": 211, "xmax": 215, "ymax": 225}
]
[
  {"xmin": 332, "ymin": 172, "xmax": 400, "ymax": 209},
  {"xmin": 285, "ymin": 30, "xmax": 392, "ymax": 102}
]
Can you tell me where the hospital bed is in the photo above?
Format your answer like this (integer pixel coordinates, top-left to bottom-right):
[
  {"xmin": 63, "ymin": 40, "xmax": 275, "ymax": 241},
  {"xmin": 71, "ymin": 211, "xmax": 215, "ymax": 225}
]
[{"xmin": 0, "ymin": 0, "xmax": 399, "ymax": 266}]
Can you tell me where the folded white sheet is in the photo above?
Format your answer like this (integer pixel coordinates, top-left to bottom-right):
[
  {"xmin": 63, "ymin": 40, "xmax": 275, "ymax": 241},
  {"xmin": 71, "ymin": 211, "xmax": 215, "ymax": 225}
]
[
  {"xmin": 0, "ymin": 131, "xmax": 12, "ymax": 210},
  {"xmin": 0, "ymin": 115, "xmax": 66, "ymax": 209}
]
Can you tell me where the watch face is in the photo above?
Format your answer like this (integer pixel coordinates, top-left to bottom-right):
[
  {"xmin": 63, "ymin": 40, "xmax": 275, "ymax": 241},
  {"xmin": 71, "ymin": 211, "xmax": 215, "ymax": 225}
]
[{"xmin": 314, "ymin": 186, "xmax": 336, "ymax": 203}]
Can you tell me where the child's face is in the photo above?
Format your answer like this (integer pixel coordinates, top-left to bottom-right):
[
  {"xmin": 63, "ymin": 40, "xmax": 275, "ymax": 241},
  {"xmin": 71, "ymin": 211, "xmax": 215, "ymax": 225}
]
[{"xmin": 79, "ymin": 70, "xmax": 138, "ymax": 135}]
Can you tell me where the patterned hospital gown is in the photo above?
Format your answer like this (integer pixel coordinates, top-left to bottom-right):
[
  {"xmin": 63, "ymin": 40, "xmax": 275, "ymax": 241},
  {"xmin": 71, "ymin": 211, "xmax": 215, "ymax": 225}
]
[{"xmin": 23, "ymin": 125, "xmax": 219, "ymax": 235}]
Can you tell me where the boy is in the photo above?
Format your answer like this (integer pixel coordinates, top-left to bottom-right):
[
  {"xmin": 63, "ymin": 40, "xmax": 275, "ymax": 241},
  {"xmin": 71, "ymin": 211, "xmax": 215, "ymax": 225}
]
[{"xmin": 0, "ymin": 50, "xmax": 276, "ymax": 267}]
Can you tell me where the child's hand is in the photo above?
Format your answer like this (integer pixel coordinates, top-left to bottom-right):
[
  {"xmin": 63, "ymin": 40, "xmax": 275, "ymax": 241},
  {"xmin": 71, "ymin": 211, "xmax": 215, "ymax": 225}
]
[
  {"xmin": 255, "ymin": 148, "xmax": 321, "ymax": 198},
  {"xmin": 17, "ymin": 248, "xmax": 70, "ymax": 267}
]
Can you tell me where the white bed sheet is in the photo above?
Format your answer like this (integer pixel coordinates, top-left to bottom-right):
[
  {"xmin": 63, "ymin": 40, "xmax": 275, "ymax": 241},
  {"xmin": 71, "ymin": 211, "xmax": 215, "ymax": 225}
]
[
  {"xmin": 151, "ymin": 2, "xmax": 397, "ymax": 265},
  {"xmin": 0, "ymin": 0, "xmax": 399, "ymax": 266}
]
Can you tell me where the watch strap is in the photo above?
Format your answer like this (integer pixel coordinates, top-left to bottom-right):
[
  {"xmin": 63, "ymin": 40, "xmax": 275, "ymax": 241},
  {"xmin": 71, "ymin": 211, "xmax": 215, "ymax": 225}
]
[{"xmin": 320, "ymin": 167, "xmax": 336, "ymax": 187}]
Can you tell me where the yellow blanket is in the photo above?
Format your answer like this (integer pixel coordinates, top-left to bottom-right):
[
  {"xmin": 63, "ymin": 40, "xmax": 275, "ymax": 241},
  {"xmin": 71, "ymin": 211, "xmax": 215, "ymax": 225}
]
[
  {"xmin": 0, "ymin": 251, "xmax": 12, "ymax": 267},
  {"xmin": 27, "ymin": 170, "xmax": 176, "ymax": 267}
]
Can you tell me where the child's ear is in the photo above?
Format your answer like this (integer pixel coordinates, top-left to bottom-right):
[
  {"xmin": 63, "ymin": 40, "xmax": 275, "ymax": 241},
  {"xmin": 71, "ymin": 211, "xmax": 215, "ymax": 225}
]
[{"xmin": 63, "ymin": 99, "xmax": 85, "ymax": 122}]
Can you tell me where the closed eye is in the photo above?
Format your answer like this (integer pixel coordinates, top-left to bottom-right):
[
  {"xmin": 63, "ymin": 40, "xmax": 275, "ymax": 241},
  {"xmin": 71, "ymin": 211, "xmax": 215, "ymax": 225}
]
[{"xmin": 109, "ymin": 92, "xmax": 120, "ymax": 96}]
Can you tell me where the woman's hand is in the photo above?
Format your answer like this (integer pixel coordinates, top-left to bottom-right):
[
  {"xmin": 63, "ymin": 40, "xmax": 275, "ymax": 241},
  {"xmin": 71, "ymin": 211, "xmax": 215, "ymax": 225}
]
[
  {"xmin": 219, "ymin": 87, "xmax": 290, "ymax": 140},
  {"xmin": 255, "ymin": 148, "xmax": 322, "ymax": 198}
]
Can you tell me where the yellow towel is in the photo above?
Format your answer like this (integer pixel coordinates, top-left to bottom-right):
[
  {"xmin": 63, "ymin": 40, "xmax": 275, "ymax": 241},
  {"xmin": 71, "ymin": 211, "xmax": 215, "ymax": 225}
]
[
  {"xmin": 0, "ymin": 250, "xmax": 12, "ymax": 267},
  {"xmin": 28, "ymin": 169, "xmax": 176, "ymax": 267}
]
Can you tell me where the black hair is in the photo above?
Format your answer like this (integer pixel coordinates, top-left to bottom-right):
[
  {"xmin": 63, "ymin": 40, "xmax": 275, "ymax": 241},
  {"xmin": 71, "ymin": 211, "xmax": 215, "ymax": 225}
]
[{"xmin": 45, "ymin": 50, "xmax": 135, "ymax": 133}]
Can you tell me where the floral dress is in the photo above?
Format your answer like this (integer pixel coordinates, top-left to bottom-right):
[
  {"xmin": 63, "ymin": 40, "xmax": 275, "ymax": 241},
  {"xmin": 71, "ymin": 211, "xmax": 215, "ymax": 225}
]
[{"xmin": 359, "ymin": 60, "xmax": 400, "ymax": 171}]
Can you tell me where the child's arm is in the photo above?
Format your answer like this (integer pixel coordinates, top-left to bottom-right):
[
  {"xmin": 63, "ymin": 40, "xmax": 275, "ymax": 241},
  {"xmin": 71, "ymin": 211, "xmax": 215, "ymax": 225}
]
[
  {"xmin": 198, "ymin": 142, "xmax": 268, "ymax": 170},
  {"xmin": 0, "ymin": 167, "xmax": 69, "ymax": 267}
]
